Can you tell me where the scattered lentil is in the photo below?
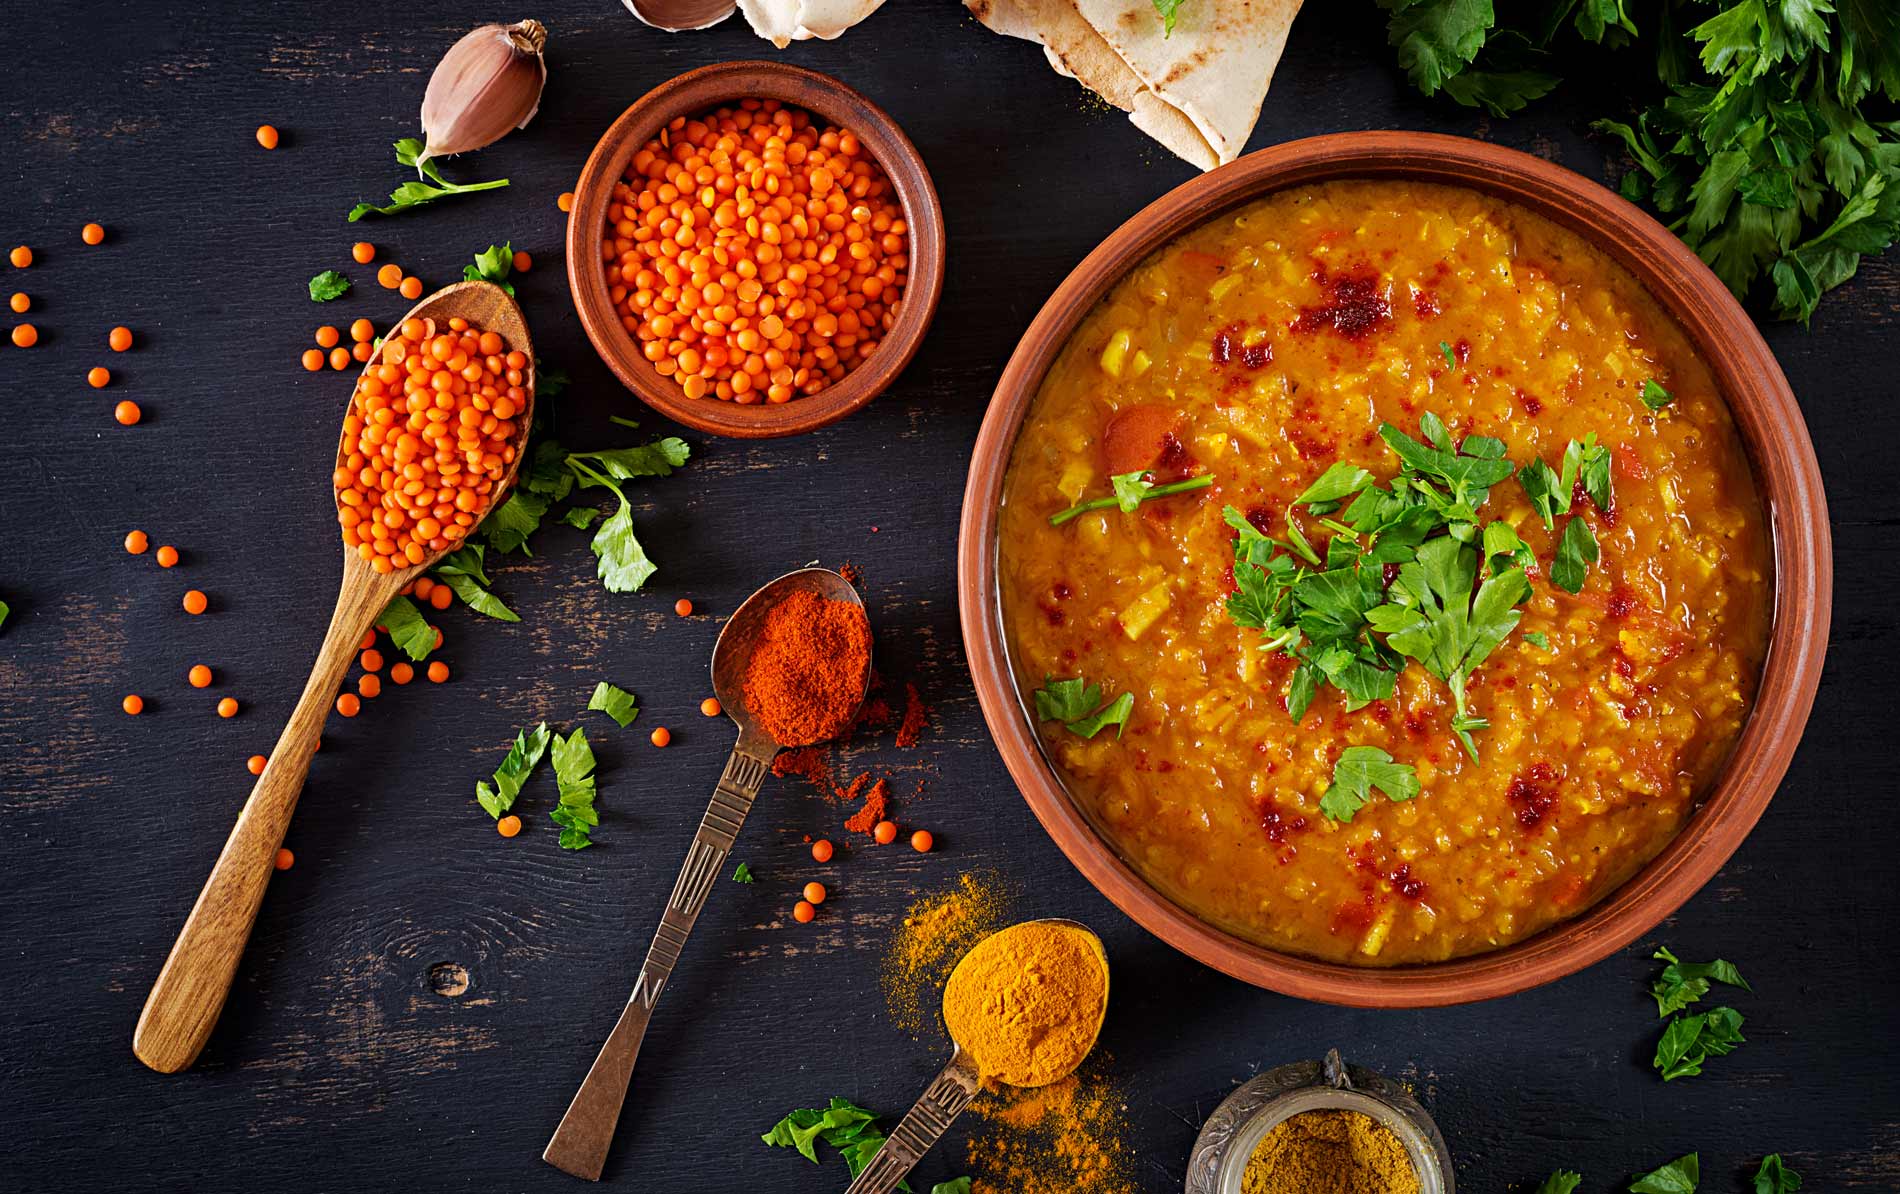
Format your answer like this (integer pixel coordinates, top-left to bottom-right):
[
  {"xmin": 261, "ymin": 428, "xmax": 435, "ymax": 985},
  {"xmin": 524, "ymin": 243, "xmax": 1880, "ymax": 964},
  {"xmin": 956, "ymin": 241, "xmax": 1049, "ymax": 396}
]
[
  {"xmin": 109, "ymin": 326, "xmax": 132, "ymax": 351},
  {"xmin": 217, "ymin": 697, "xmax": 239, "ymax": 718},
  {"xmin": 256, "ymin": 124, "xmax": 280, "ymax": 150},
  {"xmin": 81, "ymin": 223, "xmax": 105, "ymax": 245},
  {"xmin": 182, "ymin": 589, "xmax": 207, "ymax": 614},
  {"xmin": 124, "ymin": 530, "xmax": 149, "ymax": 555}
]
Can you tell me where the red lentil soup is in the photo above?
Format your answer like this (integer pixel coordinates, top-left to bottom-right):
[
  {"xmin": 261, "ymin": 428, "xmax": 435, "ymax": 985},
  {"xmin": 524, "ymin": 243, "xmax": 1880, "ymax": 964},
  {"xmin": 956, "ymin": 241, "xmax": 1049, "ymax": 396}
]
[{"xmin": 997, "ymin": 180, "xmax": 1771, "ymax": 966}]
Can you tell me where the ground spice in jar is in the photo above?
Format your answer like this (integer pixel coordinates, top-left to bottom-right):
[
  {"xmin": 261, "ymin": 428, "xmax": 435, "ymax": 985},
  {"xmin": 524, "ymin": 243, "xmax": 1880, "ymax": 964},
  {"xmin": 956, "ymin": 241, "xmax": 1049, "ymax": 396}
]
[
  {"xmin": 741, "ymin": 589, "xmax": 871, "ymax": 746},
  {"xmin": 1241, "ymin": 1109, "xmax": 1420, "ymax": 1194}
]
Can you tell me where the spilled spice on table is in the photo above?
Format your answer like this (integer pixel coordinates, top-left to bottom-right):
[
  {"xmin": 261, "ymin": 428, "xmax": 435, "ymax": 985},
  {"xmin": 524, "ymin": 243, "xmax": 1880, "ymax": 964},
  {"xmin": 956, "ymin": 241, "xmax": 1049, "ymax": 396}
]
[
  {"xmin": 841, "ymin": 775, "xmax": 890, "ymax": 835},
  {"xmin": 881, "ymin": 871, "xmax": 1012, "ymax": 1037},
  {"xmin": 964, "ymin": 1066, "xmax": 1137, "ymax": 1194},
  {"xmin": 895, "ymin": 681, "xmax": 930, "ymax": 748}
]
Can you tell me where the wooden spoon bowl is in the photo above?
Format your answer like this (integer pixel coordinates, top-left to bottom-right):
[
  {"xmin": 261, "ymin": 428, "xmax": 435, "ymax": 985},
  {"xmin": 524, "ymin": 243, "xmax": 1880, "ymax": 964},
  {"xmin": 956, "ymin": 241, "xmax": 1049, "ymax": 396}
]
[{"xmin": 132, "ymin": 280, "xmax": 533, "ymax": 1074}]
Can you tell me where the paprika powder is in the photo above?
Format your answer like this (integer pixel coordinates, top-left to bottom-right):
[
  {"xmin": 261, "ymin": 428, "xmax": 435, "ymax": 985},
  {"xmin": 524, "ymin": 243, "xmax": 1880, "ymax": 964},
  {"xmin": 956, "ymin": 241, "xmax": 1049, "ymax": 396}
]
[{"xmin": 742, "ymin": 589, "xmax": 872, "ymax": 746}]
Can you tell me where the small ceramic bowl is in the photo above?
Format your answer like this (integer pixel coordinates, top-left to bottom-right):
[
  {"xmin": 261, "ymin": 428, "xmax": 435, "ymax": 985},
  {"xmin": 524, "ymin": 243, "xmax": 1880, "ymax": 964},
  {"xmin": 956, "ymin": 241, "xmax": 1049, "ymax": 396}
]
[
  {"xmin": 566, "ymin": 60, "xmax": 946, "ymax": 439},
  {"xmin": 1185, "ymin": 1050, "xmax": 1453, "ymax": 1194},
  {"xmin": 957, "ymin": 131, "xmax": 1832, "ymax": 1006}
]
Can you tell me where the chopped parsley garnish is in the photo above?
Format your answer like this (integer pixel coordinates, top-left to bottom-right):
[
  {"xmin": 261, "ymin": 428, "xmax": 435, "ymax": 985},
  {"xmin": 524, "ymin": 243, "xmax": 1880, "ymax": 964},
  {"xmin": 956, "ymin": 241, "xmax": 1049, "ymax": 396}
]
[
  {"xmin": 475, "ymin": 721, "xmax": 550, "ymax": 820},
  {"xmin": 1226, "ymin": 413, "xmax": 1586, "ymax": 761},
  {"xmin": 1438, "ymin": 340, "xmax": 1456, "ymax": 368},
  {"xmin": 732, "ymin": 861, "xmax": 755, "ymax": 884},
  {"xmin": 1318, "ymin": 746, "xmax": 1421, "ymax": 823},
  {"xmin": 1519, "ymin": 435, "xmax": 1612, "ymax": 530},
  {"xmin": 1534, "ymin": 1173, "xmax": 1582, "ymax": 1194},
  {"xmin": 1641, "ymin": 379, "xmax": 1674, "ymax": 411},
  {"xmin": 377, "ymin": 594, "xmax": 438, "ymax": 662},
  {"xmin": 1033, "ymin": 675, "xmax": 1135, "ymax": 740},
  {"xmin": 762, "ymin": 1098, "xmax": 956, "ymax": 1191},
  {"xmin": 1049, "ymin": 470, "xmax": 1213, "ymax": 527},
  {"xmin": 1654, "ymin": 1005, "xmax": 1745, "ymax": 1081},
  {"xmin": 348, "ymin": 137, "xmax": 510, "ymax": 221},
  {"xmin": 1522, "ymin": 630, "xmax": 1550, "ymax": 650},
  {"xmin": 587, "ymin": 681, "xmax": 640, "ymax": 728},
  {"xmin": 308, "ymin": 270, "xmax": 351, "ymax": 302},
  {"xmin": 548, "ymin": 726, "xmax": 600, "ymax": 849},
  {"xmin": 1150, "ymin": 0, "xmax": 1182, "ymax": 37},
  {"xmin": 1753, "ymin": 1155, "xmax": 1801, "ymax": 1194},
  {"xmin": 1650, "ymin": 945, "xmax": 1750, "ymax": 1016},
  {"xmin": 1550, "ymin": 516, "xmax": 1600, "ymax": 596},
  {"xmin": 463, "ymin": 241, "xmax": 517, "ymax": 296},
  {"xmin": 1630, "ymin": 1153, "xmax": 1700, "ymax": 1194},
  {"xmin": 432, "ymin": 544, "xmax": 518, "ymax": 621}
]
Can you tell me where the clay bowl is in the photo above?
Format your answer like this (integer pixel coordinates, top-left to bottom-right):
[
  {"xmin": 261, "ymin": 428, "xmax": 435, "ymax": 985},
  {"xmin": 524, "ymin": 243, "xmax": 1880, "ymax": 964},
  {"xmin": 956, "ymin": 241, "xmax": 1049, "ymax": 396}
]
[
  {"xmin": 957, "ymin": 131, "xmax": 1832, "ymax": 1008},
  {"xmin": 567, "ymin": 60, "xmax": 946, "ymax": 439}
]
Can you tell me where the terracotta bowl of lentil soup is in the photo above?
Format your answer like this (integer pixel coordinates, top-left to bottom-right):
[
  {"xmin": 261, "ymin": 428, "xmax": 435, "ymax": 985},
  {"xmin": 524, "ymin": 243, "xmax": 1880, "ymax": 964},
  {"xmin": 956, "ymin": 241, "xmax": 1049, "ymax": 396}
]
[
  {"xmin": 959, "ymin": 132, "xmax": 1830, "ymax": 1007},
  {"xmin": 567, "ymin": 60, "xmax": 945, "ymax": 439}
]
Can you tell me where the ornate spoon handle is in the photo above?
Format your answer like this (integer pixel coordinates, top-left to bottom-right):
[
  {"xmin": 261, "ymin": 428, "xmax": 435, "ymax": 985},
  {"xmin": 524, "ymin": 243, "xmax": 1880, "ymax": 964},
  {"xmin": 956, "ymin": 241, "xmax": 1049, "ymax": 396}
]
[
  {"xmin": 542, "ymin": 731, "xmax": 775, "ymax": 1181},
  {"xmin": 843, "ymin": 1051, "xmax": 983, "ymax": 1194}
]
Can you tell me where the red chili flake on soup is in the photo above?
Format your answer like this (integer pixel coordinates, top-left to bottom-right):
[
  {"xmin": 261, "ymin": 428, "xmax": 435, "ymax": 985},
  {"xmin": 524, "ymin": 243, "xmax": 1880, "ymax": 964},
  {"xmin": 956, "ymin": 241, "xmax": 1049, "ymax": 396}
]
[{"xmin": 1292, "ymin": 266, "xmax": 1393, "ymax": 341}]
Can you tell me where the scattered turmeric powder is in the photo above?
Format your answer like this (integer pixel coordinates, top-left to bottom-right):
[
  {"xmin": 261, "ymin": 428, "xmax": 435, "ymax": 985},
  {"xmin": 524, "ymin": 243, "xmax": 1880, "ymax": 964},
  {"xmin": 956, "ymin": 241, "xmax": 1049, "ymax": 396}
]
[
  {"xmin": 964, "ymin": 1069, "xmax": 1138, "ymax": 1194},
  {"xmin": 882, "ymin": 872, "xmax": 1011, "ymax": 1037},
  {"xmin": 1240, "ymin": 1109, "xmax": 1419, "ymax": 1194}
]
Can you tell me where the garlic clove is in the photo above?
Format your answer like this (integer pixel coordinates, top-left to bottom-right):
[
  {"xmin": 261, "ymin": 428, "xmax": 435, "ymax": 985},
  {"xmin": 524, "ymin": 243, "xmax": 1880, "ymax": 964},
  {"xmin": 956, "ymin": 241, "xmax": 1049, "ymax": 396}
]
[
  {"xmin": 736, "ymin": 0, "xmax": 886, "ymax": 47},
  {"xmin": 624, "ymin": 0, "xmax": 736, "ymax": 31},
  {"xmin": 420, "ymin": 19, "xmax": 549, "ymax": 161}
]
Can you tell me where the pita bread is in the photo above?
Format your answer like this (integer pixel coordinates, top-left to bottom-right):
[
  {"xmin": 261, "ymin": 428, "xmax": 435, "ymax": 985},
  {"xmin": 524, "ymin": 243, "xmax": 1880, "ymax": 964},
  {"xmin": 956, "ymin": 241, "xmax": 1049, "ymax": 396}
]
[
  {"xmin": 965, "ymin": 0, "xmax": 1301, "ymax": 171},
  {"xmin": 737, "ymin": 0, "xmax": 887, "ymax": 46}
]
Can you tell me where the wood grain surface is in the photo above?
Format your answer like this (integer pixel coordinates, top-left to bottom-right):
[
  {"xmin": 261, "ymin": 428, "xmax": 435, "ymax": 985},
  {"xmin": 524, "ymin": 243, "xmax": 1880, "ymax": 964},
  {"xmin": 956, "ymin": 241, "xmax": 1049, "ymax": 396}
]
[{"xmin": 1, "ymin": 3, "xmax": 1893, "ymax": 1192}]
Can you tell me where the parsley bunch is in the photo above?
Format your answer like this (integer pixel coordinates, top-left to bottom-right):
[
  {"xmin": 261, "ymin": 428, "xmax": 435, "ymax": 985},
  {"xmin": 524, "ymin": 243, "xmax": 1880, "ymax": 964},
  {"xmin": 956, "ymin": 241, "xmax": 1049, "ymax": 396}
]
[
  {"xmin": 1227, "ymin": 413, "xmax": 1589, "ymax": 761},
  {"xmin": 1377, "ymin": 1, "xmax": 1900, "ymax": 321}
]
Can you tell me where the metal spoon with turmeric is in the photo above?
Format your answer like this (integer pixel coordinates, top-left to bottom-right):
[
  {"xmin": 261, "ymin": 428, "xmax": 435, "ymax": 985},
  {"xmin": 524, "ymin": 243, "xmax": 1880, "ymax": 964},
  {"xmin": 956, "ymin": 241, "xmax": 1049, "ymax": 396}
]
[{"xmin": 844, "ymin": 918, "xmax": 1112, "ymax": 1194}]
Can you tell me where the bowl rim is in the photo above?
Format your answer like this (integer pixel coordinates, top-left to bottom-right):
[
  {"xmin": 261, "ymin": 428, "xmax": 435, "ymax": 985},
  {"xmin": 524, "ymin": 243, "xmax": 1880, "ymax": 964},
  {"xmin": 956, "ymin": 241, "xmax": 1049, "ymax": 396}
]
[
  {"xmin": 956, "ymin": 130, "xmax": 1832, "ymax": 1007},
  {"xmin": 565, "ymin": 59, "xmax": 946, "ymax": 439}
]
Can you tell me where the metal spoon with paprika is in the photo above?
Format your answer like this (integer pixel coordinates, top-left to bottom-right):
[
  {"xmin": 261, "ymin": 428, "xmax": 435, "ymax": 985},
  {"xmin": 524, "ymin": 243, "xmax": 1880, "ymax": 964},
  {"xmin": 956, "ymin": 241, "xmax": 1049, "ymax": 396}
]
[{"xmin": 543, "ymin": 566, "xmax": 870, "ymax": 1181}]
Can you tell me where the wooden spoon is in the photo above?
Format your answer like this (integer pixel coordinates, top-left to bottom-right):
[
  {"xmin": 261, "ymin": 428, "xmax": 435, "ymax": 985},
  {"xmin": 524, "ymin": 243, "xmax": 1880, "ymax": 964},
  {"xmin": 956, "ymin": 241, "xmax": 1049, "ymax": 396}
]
[
  {"xmin": 543, "ymin": 566, "xmax": 869, "ymax": 1181},
  {"xmin": 842, "ymin": 919, "xmax": 1109, "ymax": 1194},
  {"xmin": 131, "ymin": 281, "xmax": 533, "ymax": 1075}
]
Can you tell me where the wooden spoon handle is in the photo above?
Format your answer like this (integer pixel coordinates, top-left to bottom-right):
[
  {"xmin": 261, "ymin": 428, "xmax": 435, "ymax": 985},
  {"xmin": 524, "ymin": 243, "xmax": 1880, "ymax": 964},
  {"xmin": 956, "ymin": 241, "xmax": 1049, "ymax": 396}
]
[
  {"xmin": 844, "ymin": 1052, "xmax": 983, "ymax": 1194},
  {"xmin": 132, "ymin": 567, "xmax": 396, "ymax": 1074},
  {"xmin": 543, "ymin": 732, "xmax": 775, "ymax": 1181}
]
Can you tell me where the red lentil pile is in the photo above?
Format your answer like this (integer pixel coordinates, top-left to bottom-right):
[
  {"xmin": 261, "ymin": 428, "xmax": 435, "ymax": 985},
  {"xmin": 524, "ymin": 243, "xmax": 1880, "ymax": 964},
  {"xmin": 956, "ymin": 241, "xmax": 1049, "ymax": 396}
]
[
  {"xmin": 334, "ymin": 315, "xmax": 526, "ymax": 573},
  {"xmin": 603, "ymin": 99, "xmax": 909, "ymax": 405}
]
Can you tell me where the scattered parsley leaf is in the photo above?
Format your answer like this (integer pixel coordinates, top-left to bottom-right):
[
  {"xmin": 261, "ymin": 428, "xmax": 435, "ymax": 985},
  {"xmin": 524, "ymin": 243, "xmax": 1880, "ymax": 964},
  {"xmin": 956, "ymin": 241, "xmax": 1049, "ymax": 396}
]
[
  {"xmin": 1033, "ymin": 675, "xmax": 1135, "ymax": 740},
  {"xmin": 732, "ymin": 861, "xmax": 755, "ymax": 884},
  {"xmin": 1563, "ymin": 434, "xmax": 1614, "ymax": 513},
  {"xmin": 348, "ymin": 137, "xmax": 510, "ymax": 221},
  {"xmin": 587, "ymin": 681, "xmax": 639, "ymax": 728},
  {"xmin": 463, "ymin": 241, "xmax": 516, "ymax": 296},
  {"xmin": 932, "ymin": 1182, "xmax": 974, "ymax": 1194},
  {"xmin": 1654, "ymin": 1006, "xmax": 1745, "ymax": 1081},
  {"xmin": 475, "ymin": 722, "xmax": 550, "ymax": 820},
  {"xmin": 1642, "ymin": 379, "xmax": 1675, "ymax": 410},
  {"xmin": 561, "ymin": 507, "xmax": 601, "ymax": 530},
  {"xmin": 432, "ymin": 544, "xmax": 519, "ymax": 622},
  {"xmin": 1050, "ymin": 471, "xmax": 1213, "ymax": 526},
  {"xmin": 1551, "ymin": 516, "xmax": 1600, "ymax": 594},
  {"xmin": 563, "ymin": 438, "xmax": 692, "ymax": 593},
  {"xmin": 481, "ymin": 490, "xmax": 550, "ymax": 555},
  {"xmin": 1523, "ymin": 630, "xmax": 1551, "ymax": 649},
  {"xmin": 1151, "ymin": 0, "xmax": 1182, "ymax": 37},
  {"xmin": 1650, "ymin": 945, "xmax": 1750, "ymax": 1016},
  {"xmin": 378, "ymin": 594, "xmax": 437, "ymax": 662},
  {"xmin": 1752, "ymin": 1155, "xmax": 1801, "ymax": 1194},
  {"xmin": 1535, "ymin": 1173, "xmax": 1584, "ymax": 1194},
  {"xmin": 1630, "ymin": 1153, "xmax": 1700, "ymax": 1193},
  {"xmin": 548, "ymin": 727, "xmax": 600, "ymax": 849},
  {"xmin": 308, "ymin": 270, "xmax": 351, "ymax": 302},
  {"xmin": 1380, "ymin": 0, "xmax": 1494, "ymax": 97},
  {"xmin": 0, "ymin": 599, "xmax": 9, "ymax": 631},
  {"xmin": 1318, "ymin": 745, "xmax": 1421, "ymax": 822},
  {"xmin": 762, "ymin": 1099, "xmax": 912, "ymax": 1192},
  {"xmin": 1518, "ymin": 457, "xmax": 1568, "ymax": 530},
  {"xmin": 1439, "ymin": 340, "xmax": 1457, "ymax": 368}
]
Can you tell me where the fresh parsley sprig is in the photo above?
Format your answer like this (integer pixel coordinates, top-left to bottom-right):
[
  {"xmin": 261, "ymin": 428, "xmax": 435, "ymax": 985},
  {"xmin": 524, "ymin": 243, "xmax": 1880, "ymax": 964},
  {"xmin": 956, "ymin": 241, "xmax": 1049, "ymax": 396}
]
[
  {"xmin": 377, "ymin": 594, "xmax": 439, "ymax": 663},
  {"xmin": 309, "ymin": 270, "xmax": 351, "ymax": 302},
  {"xmin": 432, "ymin": 544, "xmax": 518, "ymax": 622},
  {"xmin": 476, "ymin": 722, "xmax": 550, "ymax": 820},
  {"xmin": 1033, "ymin": 675, "xmax": 1135, "ymax": 740},
  {"xmin": 548, "ymin": 726, "xmax": 600, "ymax": 849},
  {"xmin": 762, "ymin": 1098, "xmax": 969, "ymax": 1192},
  {"xmin": 1631, "ymin": 1154, "xmax": 1700, "ymax": 1194},
  {"xmin": 1049, "ymin": 470, "xmax": 1213, "ymax": 527},
  {"xmin": 1648, "ymin": 945, "xmax": 1751, "ymax": 1081},
  {"xmin": 464, "ymin": 242, "xmax": 517, "ymax": 296},
  {"xmin": 1753, "ymin": 1154, "xmax": 1802, "ymax": 1194},
  {"xmin": 1319, "ymin": 745, "xmax": 1421, "ymax": 822},
  {"xmin": 348, "ymin": 138, "xmax": 510, "ymax": 221}
]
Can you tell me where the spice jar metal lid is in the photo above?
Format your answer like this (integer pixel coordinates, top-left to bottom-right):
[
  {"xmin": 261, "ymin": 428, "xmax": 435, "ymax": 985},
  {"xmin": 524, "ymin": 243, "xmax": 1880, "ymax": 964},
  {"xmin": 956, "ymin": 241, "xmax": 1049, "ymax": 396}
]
[{"xmin": 1184, "ymin": 1047, "xmax": 1454, "ymax": 1194}]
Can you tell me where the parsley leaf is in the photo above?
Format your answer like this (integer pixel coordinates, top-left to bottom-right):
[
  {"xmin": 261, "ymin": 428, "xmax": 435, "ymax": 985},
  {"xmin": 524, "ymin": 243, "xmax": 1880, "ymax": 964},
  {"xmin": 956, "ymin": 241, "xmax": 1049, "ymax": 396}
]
[
  {"xmin": 548, "ymin": 726, "xmax": 600, "ymax": 849},
  {"xmin": 1438, "ymin": 340, "xmax": 1457, "ymax": 368},
  {"xmin": 432, "ymin": 544, "xmax": 519, "ymax": 622},
  {"xmin": 1050, "ymin": 471, "xmax": 1213, "ymax": 526},
  {"xmin": 1550, "ymin": 516, "xmax": 1600, "ymax": 595},
  {"xmin": 561, "ymin": 507, "xmax": 601, "ymax": 530},
  {"xmin": 732, "ymin": 861, "xmax": 755, "ymax": 884},
  {"xmin": 1535, "ymin": 1173, "xmax": 1583, "ymax": 1194},
  {"xmin": 480, "ymin": 490, "xmax": 549, "ymax": 555},
  {"xmin": 1562, "ymin": 434, "xmax": 1614, "ymax": 513},
  {"xmin": 1151, "ymin": 0, "xmax": 1182, "ymax": 37},
  {"xmin": 463, "ymin": 241, "xmax": 516, "ymax": 296},
  {"xmin": 1523, "ymin": 630, "xmax": 1550, "ymax": 649},
  {"xmin": 1650, "ymin": 945, "xmax": 1750, "ymax": 1016},
  {"xmin": 1380, "ymin": 0, "xmax": 1495, "ymax": 97},
  {"xmin": 1752, "ymin": 1155, "xmax": 1801, "ymax": 1194},
  {"xmin": 1033, "ymin": 675, "xmax": 1135, "ymax": 740},
  {"xmin": 587, "ymin": 681, "xmax": 639, "ymax": 728},
  {"xmin": 1630, "ymin": 1153, "xmax": 1700, "ymax": 1193},
  {"xmin": 1296, "ymin": 462, "xmax": 1376, "ymax": 505},
  {"xmin": 536, "ymin": 362, "xmax": 569, "ymax": 397},
  {"xmin": 1641, "ymin": 379, "xmax": 1674, "ymax": 410},
  {"xmin": 762, "ymin": 1099, "xmax": 914, "ymax": 1193},
  {"xmin": 563, "ymin": 439, "xmax": 691, "ymax": 593},
  {"xmin": 1518, "ymin": 457, "xmax": 1568, "ymax": 530},
  {"xmin": 378, "ymin": 594, "xmax": 437, "ymax": 662},
  {"xmin": 1654, "ymin": 1005, "xmax": 1745, "ymax": 1080},
  {"xmin": 931, "ymin": 1182, "xmax": 974, "ymax": 1194},
  {"xmin": 308, "ymin": 270, "xmax": 351, "ymax": 302},
  {"xmin": 1318, "ymin": 745, "xmax": 1421, "ymax": 822},
  {"xmin": 0, "ymin": 599, "xmax": 9, "ymax": 632},
  {"xmin": 348, "ymin": 137, "xmax": 510, "ymax": 221},
  {"xmin": 475, "ymin": 722, "xmax": 550, "ymax": 820}
]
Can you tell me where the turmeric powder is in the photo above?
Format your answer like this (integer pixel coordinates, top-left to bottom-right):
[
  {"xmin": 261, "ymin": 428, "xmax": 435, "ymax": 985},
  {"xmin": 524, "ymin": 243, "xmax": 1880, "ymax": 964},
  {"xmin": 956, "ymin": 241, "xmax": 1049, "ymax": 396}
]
[
  {"xmin": 941, "ymin": 920, "xmax": 1107, "ymax": 1088},
  {"xmin": 883, "ymin": 872, "xmax": 1011, "ymax": 1036},
  {"xmin": 1241, "ymin": 1109, "xmax": 1420, "ymax": 1194}
]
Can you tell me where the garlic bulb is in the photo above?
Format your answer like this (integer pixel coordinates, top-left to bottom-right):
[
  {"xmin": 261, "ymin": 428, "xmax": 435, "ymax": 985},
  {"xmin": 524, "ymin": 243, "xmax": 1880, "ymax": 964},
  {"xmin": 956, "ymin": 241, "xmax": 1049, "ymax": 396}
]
[{"xmin": 420, "ymin": 20, "xmax": 548, "ymax": 161}]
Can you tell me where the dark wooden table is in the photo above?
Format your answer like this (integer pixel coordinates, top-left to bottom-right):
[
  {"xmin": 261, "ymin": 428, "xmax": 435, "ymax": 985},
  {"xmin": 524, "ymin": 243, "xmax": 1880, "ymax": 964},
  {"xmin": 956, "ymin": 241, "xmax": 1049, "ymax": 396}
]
[{"xmin": 4, "ymin": 3, "xmax": 1894, "ymax": 1191}]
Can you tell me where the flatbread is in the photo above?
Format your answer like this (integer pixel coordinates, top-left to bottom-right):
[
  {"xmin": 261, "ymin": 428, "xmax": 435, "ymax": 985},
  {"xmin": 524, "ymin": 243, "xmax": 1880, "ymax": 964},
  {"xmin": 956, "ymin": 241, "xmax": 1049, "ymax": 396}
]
[
  {"xmin": 965, "ymin": 0, "xmax": 1301, "ymax": 171},
  {"xmin": 737, "ymin": 0, "xmax": 887, "ymax": 46}
]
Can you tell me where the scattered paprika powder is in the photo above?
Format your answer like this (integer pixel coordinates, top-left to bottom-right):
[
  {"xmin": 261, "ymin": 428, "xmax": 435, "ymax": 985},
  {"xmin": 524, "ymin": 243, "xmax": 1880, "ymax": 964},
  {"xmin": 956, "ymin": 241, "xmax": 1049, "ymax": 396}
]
[{"xmin": 740, "ymin": 588, "xmax": 870, "ymax": 746}]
